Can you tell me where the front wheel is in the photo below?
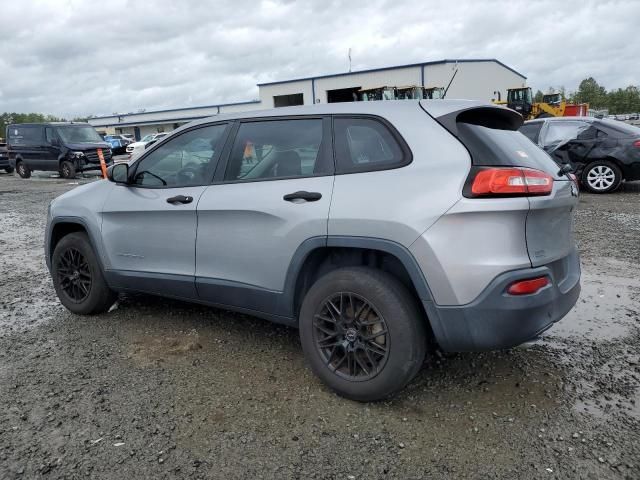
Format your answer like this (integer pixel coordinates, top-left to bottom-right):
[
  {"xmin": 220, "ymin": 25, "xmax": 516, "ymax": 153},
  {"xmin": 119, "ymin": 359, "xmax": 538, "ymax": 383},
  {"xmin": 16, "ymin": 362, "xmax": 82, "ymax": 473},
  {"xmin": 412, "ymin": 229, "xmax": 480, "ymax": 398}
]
[
  {"xmin": 51, "ymin": 232, "xmax": 117, "ymax": 314},
  {"xmin": 16, "ymin": 161, "xmax": 31, "ymax": 178},
  {"xmin": 60, "ymin": 160, "xmax": 76, "ymax": 179},
  {"xmin": 581, "ymin": 160, "xmax": 622, "ymax": 193},
  {"xmin": 299, "ymin": 267, "xmax": 427, "ymax": 401}
]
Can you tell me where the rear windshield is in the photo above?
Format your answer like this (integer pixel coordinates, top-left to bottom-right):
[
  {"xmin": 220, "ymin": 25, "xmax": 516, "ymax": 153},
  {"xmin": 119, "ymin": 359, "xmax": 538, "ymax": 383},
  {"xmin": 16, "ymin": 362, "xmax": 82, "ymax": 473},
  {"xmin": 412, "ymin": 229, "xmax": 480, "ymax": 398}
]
[
  {"xmin": 597, "ymin": 119, "xmax": 640, "ymax": 137},
  {"xmin": 56, "ymin": 126, "xmax": 103, "ymax": 144},
  {"xmin": 457, "ymin": 122, "xmax": 562, "ymax": 178}
]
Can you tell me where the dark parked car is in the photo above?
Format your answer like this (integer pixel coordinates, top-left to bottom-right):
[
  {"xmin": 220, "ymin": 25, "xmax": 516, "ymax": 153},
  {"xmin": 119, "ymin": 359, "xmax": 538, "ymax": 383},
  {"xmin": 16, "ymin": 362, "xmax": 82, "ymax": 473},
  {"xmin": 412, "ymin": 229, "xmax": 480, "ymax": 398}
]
[
  {"xmin": 520, "ymin": 117, "xmax": 640, "ymax": 193},
  {"xmin": 6, "ymin": 123, "xmax": 112, "ymax": 179},
  {"xmin": 0, "ymin": 142, "xmax": 14, "ymax": 173}
]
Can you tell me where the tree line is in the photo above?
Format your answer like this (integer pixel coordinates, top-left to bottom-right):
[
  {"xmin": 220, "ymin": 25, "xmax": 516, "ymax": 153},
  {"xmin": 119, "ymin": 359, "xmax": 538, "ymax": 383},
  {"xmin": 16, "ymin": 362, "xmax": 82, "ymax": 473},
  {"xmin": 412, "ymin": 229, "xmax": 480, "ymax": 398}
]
[{"xmin": 533, "ymin": 77, "xmax": 640, "ymax": 114}]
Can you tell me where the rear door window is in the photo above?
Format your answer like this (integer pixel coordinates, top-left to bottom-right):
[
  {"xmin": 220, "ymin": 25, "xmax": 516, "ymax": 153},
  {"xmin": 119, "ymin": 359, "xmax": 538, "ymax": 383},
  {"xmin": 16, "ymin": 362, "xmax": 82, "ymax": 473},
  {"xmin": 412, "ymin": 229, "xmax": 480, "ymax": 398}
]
[
  {"xmin": 223, "ymin": 119, "xmax": 327, "ymax": 181},
  {"xmin": 333, "ymin": 117, "xmax": 408, "ymax": 173}
]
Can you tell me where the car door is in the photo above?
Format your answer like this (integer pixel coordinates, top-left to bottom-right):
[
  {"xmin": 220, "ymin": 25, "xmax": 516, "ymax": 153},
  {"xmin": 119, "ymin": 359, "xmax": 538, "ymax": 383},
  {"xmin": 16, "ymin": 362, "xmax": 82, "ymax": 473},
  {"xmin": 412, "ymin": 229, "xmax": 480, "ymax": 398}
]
[
  {"xmin": 195, "ymin": 117, "xmax": 334, "ymax": 318},
  {"xmin": 43, "ymin": 127, "xmax": 61, "ymax": 169},
  {"xmin": 101, "ymin": 123, "xmax": 230, "ymax": 298},
  {"xmin": 539, "ymin": 120, "xmax": 592, "ymax": 166}
]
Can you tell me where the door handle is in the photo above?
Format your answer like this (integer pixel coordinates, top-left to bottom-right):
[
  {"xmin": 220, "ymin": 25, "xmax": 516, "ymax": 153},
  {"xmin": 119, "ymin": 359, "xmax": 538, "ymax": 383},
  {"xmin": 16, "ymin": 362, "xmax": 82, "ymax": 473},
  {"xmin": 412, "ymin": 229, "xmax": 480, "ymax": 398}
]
[
  {"xmin": 283, "ymin": 191, "xmax": 322, "ymax": 202},
  {"xmin": 166, "ymin": 195, "xmax": 193, "ymax": 204}
]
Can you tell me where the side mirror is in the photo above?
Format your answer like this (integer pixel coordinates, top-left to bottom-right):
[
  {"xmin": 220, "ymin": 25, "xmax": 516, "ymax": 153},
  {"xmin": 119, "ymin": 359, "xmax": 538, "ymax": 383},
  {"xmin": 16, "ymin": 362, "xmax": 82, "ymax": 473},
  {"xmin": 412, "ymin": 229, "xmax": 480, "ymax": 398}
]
[{"xmin": 108, "ymin": 163, "xmax": 129, "ymax": 184}]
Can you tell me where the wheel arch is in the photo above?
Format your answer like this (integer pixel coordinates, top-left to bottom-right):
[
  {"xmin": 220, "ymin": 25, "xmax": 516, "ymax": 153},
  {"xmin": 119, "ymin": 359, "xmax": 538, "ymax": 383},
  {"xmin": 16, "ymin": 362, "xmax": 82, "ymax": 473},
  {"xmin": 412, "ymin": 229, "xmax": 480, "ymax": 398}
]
[
  {"xmin": 47, "ymin": 218, "xmax": 104, "ymax": 272},
  {"xmin": 286, "ymin": 236, "xmax": 437, "ymax": 335}
]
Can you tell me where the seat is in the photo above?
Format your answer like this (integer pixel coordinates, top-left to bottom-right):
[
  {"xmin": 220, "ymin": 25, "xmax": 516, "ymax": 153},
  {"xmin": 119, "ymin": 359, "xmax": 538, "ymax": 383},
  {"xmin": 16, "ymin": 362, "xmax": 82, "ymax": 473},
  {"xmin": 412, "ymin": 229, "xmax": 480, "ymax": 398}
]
[{"xmin": 275, "ymin": 150, "xmax": 301, "ymax": 177}]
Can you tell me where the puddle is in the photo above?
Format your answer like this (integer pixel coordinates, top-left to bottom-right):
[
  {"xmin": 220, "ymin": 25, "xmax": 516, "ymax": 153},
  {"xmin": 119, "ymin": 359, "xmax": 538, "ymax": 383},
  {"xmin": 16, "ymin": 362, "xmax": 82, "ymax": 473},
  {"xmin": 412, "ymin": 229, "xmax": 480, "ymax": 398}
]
[{"xmin": 546, "ymin": 266, "xmax": 640, "ymax": 341}]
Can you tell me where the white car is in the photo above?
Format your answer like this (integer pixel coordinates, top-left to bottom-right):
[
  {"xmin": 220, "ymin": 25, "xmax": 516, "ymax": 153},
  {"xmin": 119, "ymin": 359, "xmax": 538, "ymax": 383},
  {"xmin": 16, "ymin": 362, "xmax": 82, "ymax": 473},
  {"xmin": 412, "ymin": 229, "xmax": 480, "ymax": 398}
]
[{"xmin": 126, "ymin": 133, "xmax": 169, "ymax": 160}]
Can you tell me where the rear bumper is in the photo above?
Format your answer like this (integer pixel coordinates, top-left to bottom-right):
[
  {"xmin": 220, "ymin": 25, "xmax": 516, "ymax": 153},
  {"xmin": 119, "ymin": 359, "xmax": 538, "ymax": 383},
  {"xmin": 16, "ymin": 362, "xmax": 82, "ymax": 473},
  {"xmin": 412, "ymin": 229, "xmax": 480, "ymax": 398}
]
[{"xmin": 424, "ymin": 249, "xmax": 581, "ymax": 352}]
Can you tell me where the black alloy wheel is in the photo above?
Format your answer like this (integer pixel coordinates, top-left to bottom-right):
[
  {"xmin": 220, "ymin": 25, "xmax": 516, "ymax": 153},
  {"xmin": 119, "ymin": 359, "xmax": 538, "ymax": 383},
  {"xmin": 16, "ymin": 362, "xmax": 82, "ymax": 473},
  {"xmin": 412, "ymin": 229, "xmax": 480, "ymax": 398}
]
[
  {"xmin": 56, "ymin": 247, "xmax": 92, "ymax": 303},
  {"xmin": 51, "ymin": 232, "xmax": 117, "ymax": 314},
  {"xmin": 313, "ymin": 292, "xmax": 390, "ymax": 381}
]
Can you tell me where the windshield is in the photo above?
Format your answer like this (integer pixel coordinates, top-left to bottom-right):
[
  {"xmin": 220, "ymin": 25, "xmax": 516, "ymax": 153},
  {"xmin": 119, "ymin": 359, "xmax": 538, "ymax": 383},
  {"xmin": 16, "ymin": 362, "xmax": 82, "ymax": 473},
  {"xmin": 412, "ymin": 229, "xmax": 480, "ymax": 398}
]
[
  {"xmin": 141, "ymin": 134, "xmax": 155, "ymax": 142},
  {"xmin": 56, "ymin": 126, "xmax": 103, "ymax": 144}
]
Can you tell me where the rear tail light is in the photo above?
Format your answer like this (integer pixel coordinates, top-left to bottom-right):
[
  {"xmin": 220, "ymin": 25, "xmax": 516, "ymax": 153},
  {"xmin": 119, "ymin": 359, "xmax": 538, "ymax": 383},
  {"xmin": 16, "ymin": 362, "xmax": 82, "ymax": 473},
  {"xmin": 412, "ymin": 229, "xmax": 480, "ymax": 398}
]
[
  {"xmin": 468, "ymin": 167, "xmax": 553, "ymax": 197},
  {"xmin": 506, "ymin": 276, "xmax": 550, "ymax": 295},
  {"xmin": 633, "ymin": 140, "xmax": 640, "ymax": 148}
]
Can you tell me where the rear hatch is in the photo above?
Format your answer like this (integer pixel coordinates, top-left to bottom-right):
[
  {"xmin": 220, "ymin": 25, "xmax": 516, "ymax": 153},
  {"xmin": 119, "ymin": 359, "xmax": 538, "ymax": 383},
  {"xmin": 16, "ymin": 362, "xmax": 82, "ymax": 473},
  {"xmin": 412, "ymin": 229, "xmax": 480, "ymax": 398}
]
[{"xmin": 423, "ymin": 101, "xmax": 578, "ymax": 267}]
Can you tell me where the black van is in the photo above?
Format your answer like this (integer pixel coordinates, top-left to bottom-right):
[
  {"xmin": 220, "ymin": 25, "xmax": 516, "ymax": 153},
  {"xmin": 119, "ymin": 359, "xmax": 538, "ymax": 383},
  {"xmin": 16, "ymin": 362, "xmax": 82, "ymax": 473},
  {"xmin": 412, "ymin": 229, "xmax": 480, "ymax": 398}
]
[{"xmin": 6, "ymin": 123, "xmax": 112, "ymax": 179}]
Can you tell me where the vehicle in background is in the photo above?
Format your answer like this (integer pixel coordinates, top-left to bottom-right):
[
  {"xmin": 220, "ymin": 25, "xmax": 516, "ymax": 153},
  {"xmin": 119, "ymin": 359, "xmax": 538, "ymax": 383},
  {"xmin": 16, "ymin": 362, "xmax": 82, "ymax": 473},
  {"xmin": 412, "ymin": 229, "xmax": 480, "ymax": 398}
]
[
  {"xmin": 46, "ymin": 100, "xmax": 580, "ymax": 401},
  {"xmin": 0, "ymin": 142, "xmax": 13, "ymax": 173},
  {"xmin": 520, "ymin": 116, "xmax": 640, "ymax": 193},
  {"xmin": 125, "ymin": 132, "xmax": 168, "ymax": 160},
  {"xmin": 496, "ymin": 88, "xmax": 589, "ymax": 120},
  {"xmin": 121, "ymin": 133, "xmax": 135, "ymax": 141},
  {"xmin": 103, "ymin": 135, "xmax": 129, "ymax": 155},
  {"xmin": 629, "ymin": 113, "xmax": 639, "ymax": 121},
  {"xmin": 358, "ymin": 85, "xmax": 445, "ymax": 101},
  {"xmin": 6, "ymin": 122, "xmax": 112, "ymax": 179}
]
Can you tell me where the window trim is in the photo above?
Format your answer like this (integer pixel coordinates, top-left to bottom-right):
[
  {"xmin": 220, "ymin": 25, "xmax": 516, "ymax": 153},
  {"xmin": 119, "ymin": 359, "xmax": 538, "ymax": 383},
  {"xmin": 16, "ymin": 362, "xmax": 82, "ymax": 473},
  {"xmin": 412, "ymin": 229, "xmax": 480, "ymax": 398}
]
[
  {"xmin": 127, "ymin": 121, "xmax": 232, "ymax": 189},
  {"xmin": 214, "ymin": 115, "xmax": 334, "ymax": 185},
  {"xmin": 331, "ymin": 114, "xmax": 413, "ymax": 175}
]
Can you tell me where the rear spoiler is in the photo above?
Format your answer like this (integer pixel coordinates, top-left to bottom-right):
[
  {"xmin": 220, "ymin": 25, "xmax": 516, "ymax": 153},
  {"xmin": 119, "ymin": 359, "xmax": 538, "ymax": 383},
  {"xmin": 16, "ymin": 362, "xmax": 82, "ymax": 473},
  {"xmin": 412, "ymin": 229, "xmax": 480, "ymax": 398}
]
[{"xmin": 420, "ymin": 101, "xmax": 523, "ymax": 136}]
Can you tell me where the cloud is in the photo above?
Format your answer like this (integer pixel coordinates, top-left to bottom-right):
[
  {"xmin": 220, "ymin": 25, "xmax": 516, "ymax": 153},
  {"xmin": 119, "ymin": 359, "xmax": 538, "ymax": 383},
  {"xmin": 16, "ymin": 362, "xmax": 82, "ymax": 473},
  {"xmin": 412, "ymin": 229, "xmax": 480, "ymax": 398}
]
[{"xmin": 0, "ymin": 0, "xmax": 636, "ymax": 117}]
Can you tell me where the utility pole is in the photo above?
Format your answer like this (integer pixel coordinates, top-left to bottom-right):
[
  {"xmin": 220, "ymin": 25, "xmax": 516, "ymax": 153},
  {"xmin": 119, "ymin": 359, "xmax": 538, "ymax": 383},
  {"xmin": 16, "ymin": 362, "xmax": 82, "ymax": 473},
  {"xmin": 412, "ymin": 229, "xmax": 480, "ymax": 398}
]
[{"xmin": 348, "ymin": 48, "xmax": 352, "ymax": 73}]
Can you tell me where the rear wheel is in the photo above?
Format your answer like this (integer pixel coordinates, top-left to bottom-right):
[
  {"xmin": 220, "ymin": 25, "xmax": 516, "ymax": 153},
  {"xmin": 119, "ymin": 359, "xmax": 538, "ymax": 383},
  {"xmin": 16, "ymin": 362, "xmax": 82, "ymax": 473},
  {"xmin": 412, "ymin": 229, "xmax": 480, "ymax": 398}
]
[
  {"xmin": 16, "ymin": 161, "xmax": 31, "ymax": 178},
  {"xmin": 52, "ymin": 232, "xmax": 116, "ymax": 314},
  {"xmin": 60, "ymin": 160, "xmax": 76, "ymax": 179},
  {"xmin": 299, "ymin": 267, "xmax": 427, "ymax": 401},
  {"xmin": 4, "ymin": 166, "xmax": 14, "ymax": 174},
  {"xmin": 536, "ymin": 112, "xmax": 553, "ymax": 118},
  {"xmin": 581, "ymin": 160, "xmax": 622, "ymax": 194}
]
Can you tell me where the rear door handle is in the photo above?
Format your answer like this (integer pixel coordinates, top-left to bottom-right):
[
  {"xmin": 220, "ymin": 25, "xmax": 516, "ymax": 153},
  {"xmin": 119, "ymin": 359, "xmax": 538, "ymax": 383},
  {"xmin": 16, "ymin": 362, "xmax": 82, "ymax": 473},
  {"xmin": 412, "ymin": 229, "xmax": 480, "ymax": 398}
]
[
  {"xmin": 166, "ymin": 195, "xmax": 193, "ymax": 204},
  {"xmin": 283, "ymin": 191, "xmax": 322, "ymax": 202}
]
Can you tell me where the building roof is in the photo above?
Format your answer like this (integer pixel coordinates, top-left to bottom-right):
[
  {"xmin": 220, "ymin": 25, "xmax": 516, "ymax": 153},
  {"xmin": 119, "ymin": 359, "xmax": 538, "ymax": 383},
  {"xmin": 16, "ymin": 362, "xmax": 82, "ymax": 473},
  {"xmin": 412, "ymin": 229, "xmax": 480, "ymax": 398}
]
[
  {"xmin": 89, "ymin": 100, "xmax": 260, "ymax": 121},
  {"xmin": 257, "ymin": 58, "xmax": 526, "ymax": 86}
]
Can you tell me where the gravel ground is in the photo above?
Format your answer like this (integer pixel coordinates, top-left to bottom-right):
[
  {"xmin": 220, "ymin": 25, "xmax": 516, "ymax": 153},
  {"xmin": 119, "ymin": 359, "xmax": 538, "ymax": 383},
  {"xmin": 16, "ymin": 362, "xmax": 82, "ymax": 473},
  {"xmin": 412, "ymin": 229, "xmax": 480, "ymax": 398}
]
[{"xmin": 0, "ymin": 172, "xmax": 639, "ymax": 479}]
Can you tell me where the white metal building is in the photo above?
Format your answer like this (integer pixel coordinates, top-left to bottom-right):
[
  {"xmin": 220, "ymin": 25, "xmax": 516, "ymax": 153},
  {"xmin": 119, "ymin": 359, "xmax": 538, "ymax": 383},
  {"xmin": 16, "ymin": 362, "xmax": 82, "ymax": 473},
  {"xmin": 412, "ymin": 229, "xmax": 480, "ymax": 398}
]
[{"xmin": 89, "ymin": 58, "xmax": 526, "ymax": 139}]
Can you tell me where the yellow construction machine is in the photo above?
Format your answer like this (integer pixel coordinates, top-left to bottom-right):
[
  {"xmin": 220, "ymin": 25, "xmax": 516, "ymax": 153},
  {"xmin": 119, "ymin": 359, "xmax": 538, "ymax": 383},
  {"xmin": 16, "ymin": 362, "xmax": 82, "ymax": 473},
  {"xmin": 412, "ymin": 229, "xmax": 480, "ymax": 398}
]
[{"xmin": 494, "ymin": 87, "xmax": 589, "ymax": 120}]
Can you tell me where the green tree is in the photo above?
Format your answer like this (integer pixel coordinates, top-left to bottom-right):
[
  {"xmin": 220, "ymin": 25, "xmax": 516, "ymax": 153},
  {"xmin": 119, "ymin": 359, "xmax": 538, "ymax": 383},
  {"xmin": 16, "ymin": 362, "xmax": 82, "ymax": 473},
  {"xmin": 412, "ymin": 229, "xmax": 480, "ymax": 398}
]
[
  {"xmin": 533, "ymin": 89, "xmax": 544, "ymax": 102},
  {"xmin": 573, "ymin": 77, "xmax": 607, "ymax": 109}
]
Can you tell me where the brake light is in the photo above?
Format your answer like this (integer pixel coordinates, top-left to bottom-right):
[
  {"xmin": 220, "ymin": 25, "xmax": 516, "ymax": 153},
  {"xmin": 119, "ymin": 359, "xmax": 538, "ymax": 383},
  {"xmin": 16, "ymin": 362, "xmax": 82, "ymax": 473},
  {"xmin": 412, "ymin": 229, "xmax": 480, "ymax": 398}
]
[
  {"xmin": 470, "ymin": 167, "xmax": 553, "ymax": 197},
  {"xmin": 633, "ymin": 140, "xmax": 640, "ymax": 148},
  {"xmin": 507, "ymin": 276, "xmax": 550, "ymax": 295}
]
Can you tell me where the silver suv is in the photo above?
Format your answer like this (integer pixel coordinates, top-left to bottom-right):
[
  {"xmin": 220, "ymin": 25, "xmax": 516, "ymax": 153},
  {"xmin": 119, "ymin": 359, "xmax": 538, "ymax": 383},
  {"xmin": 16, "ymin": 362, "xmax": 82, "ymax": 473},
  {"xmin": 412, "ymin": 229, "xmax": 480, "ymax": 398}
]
[{"xmin": 45, "ymin": 101, "xmax": 581, "ymax": 401}]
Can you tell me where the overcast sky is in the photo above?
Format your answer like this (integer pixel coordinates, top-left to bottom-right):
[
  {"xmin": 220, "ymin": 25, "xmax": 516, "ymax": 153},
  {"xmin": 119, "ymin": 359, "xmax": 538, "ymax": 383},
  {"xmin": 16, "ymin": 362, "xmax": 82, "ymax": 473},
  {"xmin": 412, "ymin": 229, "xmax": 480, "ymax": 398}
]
[{"xmin": 0, "ymin": 0, "xmax": 637, "ymax": 118}]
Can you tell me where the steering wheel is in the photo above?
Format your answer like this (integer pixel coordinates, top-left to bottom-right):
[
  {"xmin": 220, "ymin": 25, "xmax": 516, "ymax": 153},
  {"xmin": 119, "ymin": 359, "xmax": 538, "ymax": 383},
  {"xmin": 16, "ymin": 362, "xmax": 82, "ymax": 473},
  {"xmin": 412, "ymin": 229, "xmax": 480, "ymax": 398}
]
[{"xmin": 176, "ymin": 163, "xmax": 203, "ymax": 184}]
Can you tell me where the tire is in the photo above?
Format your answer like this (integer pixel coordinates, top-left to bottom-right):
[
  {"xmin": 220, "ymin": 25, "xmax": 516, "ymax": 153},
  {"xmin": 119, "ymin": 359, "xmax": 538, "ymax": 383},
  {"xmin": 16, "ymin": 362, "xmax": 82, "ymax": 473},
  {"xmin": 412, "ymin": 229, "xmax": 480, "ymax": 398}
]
[
  {"xmin": 51, "ymin": 232, "xmax": 117, "ymax": 315},
  {"xmin": 581, "ymin": 160, "xmax": 622, "ymax": 194},
  {"xmin": 60, "ymin": 160, "xmax": 76, "ymax": 179},
  {"xmin": 16, "ymin": 161, "xmax": 31, "ymax": 179},
  {"xmin": 4, "ymin": 166, "xmax": 14, "ymax": 174},
  {"xmin": 536, "ymin": 113, "xmax": 553, "ymax": 118},
  {"xmin": 299, "ymin": 267, "xmax": 427, "ymax": 401}
]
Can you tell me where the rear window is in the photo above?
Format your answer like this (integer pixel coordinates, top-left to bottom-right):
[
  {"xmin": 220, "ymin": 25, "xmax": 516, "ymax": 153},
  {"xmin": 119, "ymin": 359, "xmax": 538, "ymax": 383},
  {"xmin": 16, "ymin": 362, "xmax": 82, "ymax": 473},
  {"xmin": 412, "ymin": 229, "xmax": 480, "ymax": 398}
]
[
  {"xmin": 334, "ymin": 117, "xmax": 408, "ymax": 174},
  {"xmin": 597, "ymin": 119, "xmax": 640, "ymax": 137},
  {"xmin": 8, "ymin": 126, "xmax": 43, "ymax": 146},
  {"xmin": 457, "ymin": 122, "xmax": 562, "ymax": 178}
]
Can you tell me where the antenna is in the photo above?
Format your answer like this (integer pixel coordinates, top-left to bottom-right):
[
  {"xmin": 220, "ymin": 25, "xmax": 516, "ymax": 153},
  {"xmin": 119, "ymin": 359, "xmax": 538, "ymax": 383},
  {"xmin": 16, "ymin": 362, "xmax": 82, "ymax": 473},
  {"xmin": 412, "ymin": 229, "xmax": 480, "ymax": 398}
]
[{"xmin": 348, "ymin": 48, "xmax": 352, "ymax": 72}]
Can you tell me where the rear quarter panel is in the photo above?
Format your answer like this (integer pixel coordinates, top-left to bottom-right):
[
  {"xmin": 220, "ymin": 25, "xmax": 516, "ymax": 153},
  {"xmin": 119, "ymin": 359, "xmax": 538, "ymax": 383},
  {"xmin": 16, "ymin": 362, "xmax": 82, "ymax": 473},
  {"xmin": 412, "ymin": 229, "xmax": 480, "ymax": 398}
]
[{"xmin": 328, "ymin": 104, "xmax": 470, "ymax": 247}]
